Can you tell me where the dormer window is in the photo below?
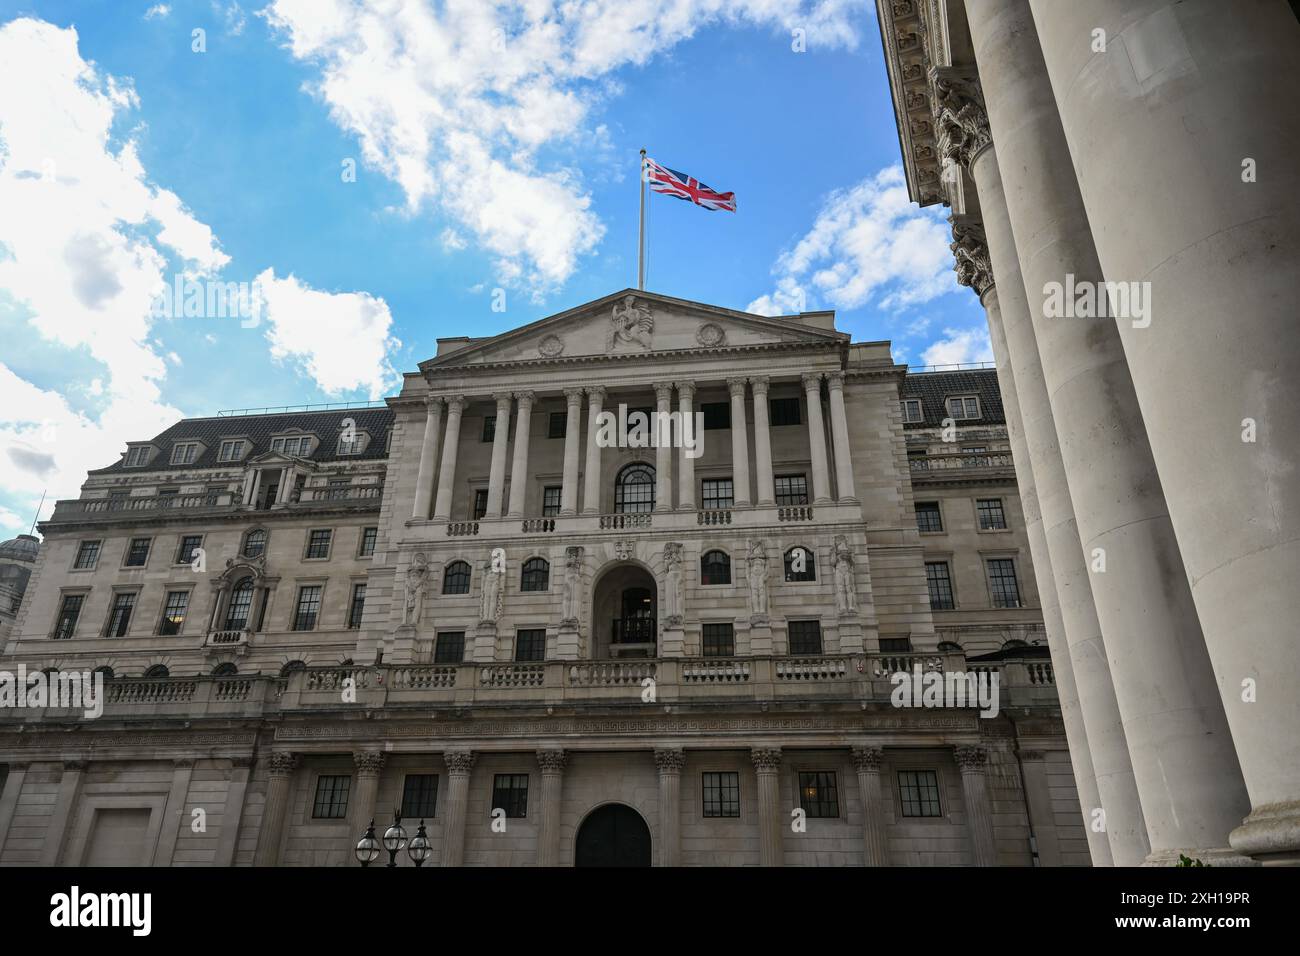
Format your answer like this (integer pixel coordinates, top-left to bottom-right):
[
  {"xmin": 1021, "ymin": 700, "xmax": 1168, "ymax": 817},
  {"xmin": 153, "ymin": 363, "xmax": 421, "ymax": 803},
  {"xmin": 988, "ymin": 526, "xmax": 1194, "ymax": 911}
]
[
  {"xmin": 170, "ymin": 442, "xmax": 200, "ymax": 465},
  {"xmin": 272, "ymin": 436, "xmax": 314, "ymax": 457},
  {"xmin": 125, "ymin": 445, "xmax": 152, "ymax": 467},
  {"xmin": 337, "ymin": 431, "xmax": 368, "ymax": 456},
  {"xmin": 945, "ymin": 396, "xmax": 980, "ymax": 420},
  {"xmin": 218, "ymin": 439, "xmax": 247, "ymax": 462},
  {"xmin": 901, "ymin": 399, "xmax": 924, "ymax": 423}
]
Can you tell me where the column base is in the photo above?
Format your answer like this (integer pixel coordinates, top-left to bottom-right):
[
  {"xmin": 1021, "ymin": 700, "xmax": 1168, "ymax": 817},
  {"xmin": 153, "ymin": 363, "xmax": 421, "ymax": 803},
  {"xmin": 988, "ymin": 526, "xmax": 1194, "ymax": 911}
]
[
  {"xmin": 756, "ymin": 498, "xmax": 774, "ymax": 507},
  {"xmin": 560, "ymin": 509, "xmax": 576, "ymax": 517},
  {"xmin": 1141, "ymin": 847, "xmax": 1259, "ymax": 867},
  {"xmin": 1230, "ymin": 802, "xmax": 1300, "ymax": 865},
  {"xmin": 676, "ymin": 504, "xmax": 696, "ymax": 512},
  {"xmin": 814, "ymin": 497, "xmax": 833, "ymax": 505}
]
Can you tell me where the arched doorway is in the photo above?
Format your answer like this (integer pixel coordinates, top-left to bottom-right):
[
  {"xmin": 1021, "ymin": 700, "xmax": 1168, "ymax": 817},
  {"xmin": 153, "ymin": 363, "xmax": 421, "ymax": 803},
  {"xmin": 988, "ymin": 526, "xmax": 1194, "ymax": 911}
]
[
  {"xmin": 574, "ymin": 804, "xmax": 651, "ymax": 867},
  {"xmin": 591, "ymin": 561, "xmax": 658, "ymax": 659}
]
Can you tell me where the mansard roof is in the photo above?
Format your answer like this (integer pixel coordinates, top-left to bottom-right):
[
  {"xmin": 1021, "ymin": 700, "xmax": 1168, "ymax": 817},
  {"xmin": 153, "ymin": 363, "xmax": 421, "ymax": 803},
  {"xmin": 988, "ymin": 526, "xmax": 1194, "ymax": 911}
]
[
  {"xmin": 93, "ymin": 406, "xmax": 395, "ymax": 474},
  {"xmin": 901, "ymin": 368, "xmax": 1005, "ymax": 427}
]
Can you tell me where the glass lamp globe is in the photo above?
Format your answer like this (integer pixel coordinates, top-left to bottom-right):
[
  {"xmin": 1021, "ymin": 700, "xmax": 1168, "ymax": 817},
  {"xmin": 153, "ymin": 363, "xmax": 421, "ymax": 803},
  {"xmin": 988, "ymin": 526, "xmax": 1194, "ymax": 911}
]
[
  {"xmin": 407, "ymin": 821, "xmax": 432, "ymax": 867},
  {"xmin": 383, "ymin": 816, "xmax": 409, "ymax": 854},
  {"xmin": 354, "ymin": 821, "xmax": 381, "ymax": 866}
]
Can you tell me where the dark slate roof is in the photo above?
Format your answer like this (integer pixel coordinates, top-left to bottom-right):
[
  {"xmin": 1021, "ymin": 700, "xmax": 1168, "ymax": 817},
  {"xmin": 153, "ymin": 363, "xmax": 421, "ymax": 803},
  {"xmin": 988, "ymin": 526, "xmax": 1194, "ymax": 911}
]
[
  {"xmin": 93, "ymin": 406, "xmax": 395, "ymax": 474},
  {"xmin": 901, "ymin": 369, "xmax": 1005, "ymax": 428}
]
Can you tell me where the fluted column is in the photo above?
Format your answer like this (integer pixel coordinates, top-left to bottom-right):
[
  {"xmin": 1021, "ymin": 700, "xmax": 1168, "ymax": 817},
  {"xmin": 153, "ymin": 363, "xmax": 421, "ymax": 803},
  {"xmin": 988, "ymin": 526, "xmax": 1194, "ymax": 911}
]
[
  {"xmin": 653, "ymin": 383, "xmax": 674, "ymax": 512},
  {"xmin": 42, "ymin": 760, "xmax": 86, "ymax": 866},
  {"xmin": 432, "ymin": 397, "xmax": 465, "ymax": 521},
  {"xmin": 851, "ymin": 747, "xmax": 890, "ymax": 866},
  {"xmin": 825, "ymin": 371, "xmax": 857, "ymax": 502},
  {"xmin": 655, "ymin": 748, "xmax": 685, "ymax": 867},
  {"xmin": 750, "ymin": 376, "xmax": 775, "ymax": 506},
  {"xmin": 955, "ymin": 747, "xmax": 997, "ymax": 867},
  {"xmin": 582, "ymin": 387, "xmax": 605, "ymax": 514},
  {"xmin": 801, "ymin": 374, "xmax": 831, "ymax": 504},
  {"xmin": 560, "ymin": 388, "xmax": 583, "ymax": 515},
  {"xmin": 441, "ymin": 750, "xmax": 476, "ymax": 866},
  {"xmin": 215, "ymin": 756, "xmax": 254, "ymax": 866},
  {"xmin": 1029, "ymin": 0, "xmax": 1300, "ymax": 865},
  {"xmin": 727, "ymin": 378, "xmax": 752, "ymax": 507},
  {"xmin": 0, "ymin": 762, "xmax": 29, "ymax": 858},
  {"xmin": 675, "ymin": 382, "xmax": 696, "ymax": 510},
  {"xmin": 486, "ymin": 393, "xmax": 513, "ymax": 518},
  {"xmin": 350, "ymin": 751, "xmax": 385, "ymax": 866},
  {"xmin": 536, "ymin": 749, "xmax": 567, "ymax": 867},
  {"xmin": 254, "ymin": 752, "xmax": 298, "ymax": 867},
  {"xmin": 411, "ymin": 396, "xmax": 443, "ymax": 519},
  {"xmin": 751, "ymin": 748, "xmax": 784, "ymax": 867},
  {"xmin": 507, "ymin": 391, "xmax": 534, "ymax": 518}
]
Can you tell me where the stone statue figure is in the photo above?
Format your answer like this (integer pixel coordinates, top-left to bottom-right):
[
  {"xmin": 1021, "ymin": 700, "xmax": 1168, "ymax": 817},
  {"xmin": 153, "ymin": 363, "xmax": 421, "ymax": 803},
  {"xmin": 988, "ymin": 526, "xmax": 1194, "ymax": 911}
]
[
  {"xmin": 607, "ymin": 295, "xmax": 654, "ymax": 351},
  {"xmin": 747, "ymin": 539, "xmax": 769, "ymax": 619},
  {"xmin": 403, "ymin": 553, "xmax": 428, "ymax": 626},
  {"xmin": 480, "ymin": 556, "xmax": 503, "ymax": 624},
  {"xmin": 561, "ymin": 546, "xmax": 583, "ymax": 625},
  {"xmin": 663, "ymin": 542, "xmax": 684, "ymax": 628},
  {"xmin": 833, "ymin": 535, "xmax": 858, "ymax": 615}
]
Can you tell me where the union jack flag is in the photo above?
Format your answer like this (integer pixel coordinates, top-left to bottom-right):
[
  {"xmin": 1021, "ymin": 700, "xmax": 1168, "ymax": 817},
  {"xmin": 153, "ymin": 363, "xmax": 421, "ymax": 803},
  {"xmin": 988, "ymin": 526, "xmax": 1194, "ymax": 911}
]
[{"xmin": 644, "ymin": 158, "xmax": 737, "ymax": 212}]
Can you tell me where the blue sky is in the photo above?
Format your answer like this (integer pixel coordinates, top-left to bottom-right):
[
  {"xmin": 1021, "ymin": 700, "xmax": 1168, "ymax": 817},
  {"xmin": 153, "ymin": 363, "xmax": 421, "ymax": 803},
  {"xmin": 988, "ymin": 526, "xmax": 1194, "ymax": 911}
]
[{"xmin": 0, "ymin": 0, "xmax": 990, "ymax": 536}]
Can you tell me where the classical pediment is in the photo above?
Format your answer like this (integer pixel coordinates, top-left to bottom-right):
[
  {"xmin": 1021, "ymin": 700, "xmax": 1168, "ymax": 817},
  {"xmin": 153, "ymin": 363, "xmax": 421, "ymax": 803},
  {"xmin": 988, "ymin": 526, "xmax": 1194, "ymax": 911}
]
[{"xmin": 420, "ymin": 289, "xmax": 843, "ymax": 370}]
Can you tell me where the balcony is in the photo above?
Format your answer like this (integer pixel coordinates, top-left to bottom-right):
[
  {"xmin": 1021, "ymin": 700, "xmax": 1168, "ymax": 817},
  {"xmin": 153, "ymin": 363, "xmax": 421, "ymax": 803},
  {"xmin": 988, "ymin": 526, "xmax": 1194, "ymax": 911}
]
[
  {"xmin": 909, "ymin": 452, "xmax": 1014, "ymax": 483},
  {"xmin": 610, "ymin": 617, "xmax": 656, "ymax": 658},
  {"xmin": 49, "ymin": 492, "xmax": 237, "ymax": 523}
]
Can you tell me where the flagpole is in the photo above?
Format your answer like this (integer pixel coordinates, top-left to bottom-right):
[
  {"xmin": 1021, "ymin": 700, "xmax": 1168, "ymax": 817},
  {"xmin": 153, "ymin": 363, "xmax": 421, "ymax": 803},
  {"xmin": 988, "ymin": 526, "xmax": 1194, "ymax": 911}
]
[{"xmin": 637, "ymin": 148, "xmax": 647, "ymax": 291}]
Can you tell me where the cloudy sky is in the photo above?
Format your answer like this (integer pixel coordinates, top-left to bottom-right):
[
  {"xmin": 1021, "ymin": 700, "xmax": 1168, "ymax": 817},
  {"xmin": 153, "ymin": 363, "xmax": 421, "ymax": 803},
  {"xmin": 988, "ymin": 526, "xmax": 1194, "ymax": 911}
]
[{"xmin": 0, "ymin": 0, "xmax": 990, "ymax": 537}]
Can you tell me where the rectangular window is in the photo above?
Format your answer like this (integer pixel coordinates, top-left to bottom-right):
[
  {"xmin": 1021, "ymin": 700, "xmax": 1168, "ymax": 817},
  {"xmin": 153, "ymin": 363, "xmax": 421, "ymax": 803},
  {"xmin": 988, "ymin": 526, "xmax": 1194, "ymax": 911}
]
[
  {"xmin": 358, "ymin": 526, "xmax": 378, "ymax": 557},
  {"xmin": 542, "ymin": 486, "xmax": 562, "ymax": 517},
  {"xmin": 879, "ymin": 637, "xmax": 912, "ymax": 653},
  {"xmin": 515, "ymin": 628, "xmax": 545, "ymax": 662},
  {"xmin": 987, "ymin": 558, "xmax": 1021, "ymax": 608},
  {"xmin": 915, "ymin": 502, "xmax": 943, "ymax": 533},
  {"xmin": 787, "ymin": 620, "xmax": 823, "ymax": 655},
  {"xmin": 159, "ymin": 590, "xmax": 189, "ymax": 636},
  {"xmin": 170, "ymin": 442, "xmax": 199, "ymax": 465},
  {"xmin": 798, "ymin": 771, "xmax": 840, "ymax": 818},
  {"xmin": 338, "ymin": 434, "xmax": 362, "ymax": 455},
  {"xmin": 401, "ymin": 774, "xmax": 439, "ymax": 819},
  {"xmin": 548, "ymin": 412, "xmax": 566, "ymax": 439},
  {"xmin": 472, "ymin": 489, "xmax": 489, "ymax": 520},
  {"xmin": 312, "ymin": 775, "xmax": 351, "ymax": 819},
  {"xmin": 273, "ymin": 436, "xmax": 311, "ymax": 457},
  {"xmin": 125, "ymin": 446, "xmax": 150, "ymax": 467},
  {"xmin": 348, "ymin": 583, "xmax": 367, "ymax": 629},
  {"xmin": 701, "ymin": 478, "xmax": 734, "ymax": 510},
  {"xmin": 769, "ymin": 397, "xmax": 801, "ymax": 426},
  {"xmin": 481, "ymin": 416, "xmax": 496, "ymax": 443},
  {"xmin": 774, "ymin": 474, "xmax": 809, "ymax": 506},
  {"xmin": 293, "ymin": 585, "xmax": 323, "ymax": 631},
  {"xmin": 701, "ymin": 623, "xmax": 735, "ymax": 658},
  {"xmin": 702, "ymin": 771, "xmax": 741, "ymax": 818},
  {"xmin": 945, "ymin": 396, "xmax": 980, "ymax": 420},
  {"xmin": 53, "ymin": 594, "xmax": 84, "ymax": 639},
  {"xmin": 305, "ymin": 529, "xmax": 333, "ymax": 559},
  {"xmin": 901, "ymin": 399, "xmax": 924, "ymax": 423},
  {"xmin": 124, "ymin": 537, "xmax": 152, "ymax": 567},
  {"xmin": 976, "ymin": 498, "xmax": 1007, "ymax": 530},
  {"xmin": 176, "ymin": 535, "xmax": 203, "ymax": 565},
  {"xmin": 926, "ymin": 561, "xmax": 955, "ymax": 610},
  {"xmin": 73, "ymin": 540, "xmax": 101, "ymax": 570},
  {"xmin": 217, "ymin": 440, "xmax": 244, "ymax": 462},
  {"xmin": 105, "ymin": 592, "xmax": 137, "ymax": 637},
  {"xmin": 434, "ymin": 631, "xmax": 465, "ymax": 664},
  {"xmin": 491, "ymin": 774, "xmax": 529, "ymax": 818},
  {"xmin": 899, "ymin": 769, "xmax": 942, "ymax": 817},
  {"xmin": 701, "ymin": 401, "xmax": 730, "ymax": 430}
]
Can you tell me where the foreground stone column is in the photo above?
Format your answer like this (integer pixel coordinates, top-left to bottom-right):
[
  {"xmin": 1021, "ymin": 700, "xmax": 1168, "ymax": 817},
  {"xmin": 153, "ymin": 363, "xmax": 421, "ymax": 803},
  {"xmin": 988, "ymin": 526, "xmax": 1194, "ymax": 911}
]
[
  {"xmin": 825, "ymin": 372, "xmax": 857, "ymax": 502},
  {"xmin": 254, "ymin": 752, "xmax": 298, "ymax": 867},
  {"xmin": 967, "ymin": 0, "xmax": 1250, "ymax": 864},
  {"xmin": 536, "ymin": 750, "xmax": 567, "ymax": 867},
  {"xmin": 1029, "ymin": 0, "xmax": 1300, "ymax": 864},
  {"xmin": 655, "ymin": 748, "xmax": 685, "ymax": 867},
  {"xmin": 42, "ymin": 759, "xmax": 86, "ymax": 866},
  {"xmin": 675, "ymin": 383, "xmax": 697, "ymax": 510},
  {"xmin": 215, "ymin": 756, "xmax": 254, "ymax": 866},
  {"xmin": 411, "ymin": 396, "xmax": 443, "ymax": 519},
  {"xmin": 801, "ymin": 374, "xmax": 831, "ymax": 504},
  {"xmin": 432, "ymin": 397, "xmax": 465, "ymax": 521},
  {"xmin": 350, "ymin": 751, "xmax": 385, "ymax": 866},
  {"xmin": 486, "ymin": 393, "xmax": 513, "ymax": 518},
  {"xmin": 0, "ymin": 763, "xmax": 29, "ymax": 858},
  {"xmin": 850, "ymin": 746, "xmax": 889, "ymax": 866},
  {"xmin": 750, "ymin": 376, "xmax": 775, "ymax": 505},
  {"xmin": 751, "ymin": 748, "xmax": 784, "ymax": 866},
  {"xmin": 727, "ymin": 378, "xmax": 752, "ymax": 507},
  {"xmin": 582, "ymin": 387, "xmax": 605, "ymax": 514},
  {"xmin": 441, "ymin": 750, "xmax": 475, "ymax": 866},
  {"xmin": 507, "ymin": 391, "xmax": 534, "ymax": 518},
  {"xmin": 560, "ymin": 388, "xmax": 583, "ymax": 515},
  {"xmin": 955, "ymin": 747, "xmax": 997, "ymax": 867},
  {"xmin": 654, "ymin": 383, "xmax": 674, "ymax": 512}
]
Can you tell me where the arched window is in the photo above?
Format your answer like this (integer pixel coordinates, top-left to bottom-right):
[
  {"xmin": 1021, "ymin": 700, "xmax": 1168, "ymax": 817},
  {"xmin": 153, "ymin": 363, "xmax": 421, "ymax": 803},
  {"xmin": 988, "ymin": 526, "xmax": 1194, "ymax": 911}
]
[
  {"xmin": 1002, "ymin": 638, "xmax": 1029, "ymax": 650},
  {"xmin": 783, "ymin": 546, "xmax": 816, "ymax": 582},
  {"xmin": 700, "ymin": 550, "xmax": 731, "ymax": 585},
  {"xmin": 224, "ymin": 578, "xmax": 255, "ymax": 630},
  {"xmin": 242, "ymin": 529, "xmax": 267, "ymax": 558},
  {"xmin": 443, "ymin": 560, "xmax": 471, "ymax": 595},
  {"xmin": 521, "ymin": 557, "xmax": 550, "ymax": 592},
  {"xmin": 280, "ymin": 660, "xmax": 307, "ymax": 677},
  {"xmin": 615, "ymin": 463, "xmax": 655, "ymax": 513},
  {"xmin": 937, "ymin": 641, "xmax": 963, "ymax": 653},
  {"xmin": 212, "ymin": 662, "xmax": 238, "ymax": 677},
  {"xmin": 144, "ymin": 664, "xmax": 170, "ymax": 678},
  {"xmin": 93, "ymin": 666, "xmax": 114, "ymax": 680}
]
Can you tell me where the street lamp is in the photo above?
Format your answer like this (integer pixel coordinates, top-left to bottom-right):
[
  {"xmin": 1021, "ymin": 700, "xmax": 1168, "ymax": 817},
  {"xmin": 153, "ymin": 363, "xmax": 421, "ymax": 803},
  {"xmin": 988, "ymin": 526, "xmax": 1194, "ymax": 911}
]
[
  {"xmin": 355, "ymin": 820, "xmax": 381, "ymax": 867},
  {"xmin": 355, "ymin": 812, "xmax": 433, "ymax": 867},
  {"xmin": 407, "ymin": 820, "xmax": 432, "ymax": 867},
  {"xmin": 382, "ymin": 812, "xmax": 408, "ymax": 868}
]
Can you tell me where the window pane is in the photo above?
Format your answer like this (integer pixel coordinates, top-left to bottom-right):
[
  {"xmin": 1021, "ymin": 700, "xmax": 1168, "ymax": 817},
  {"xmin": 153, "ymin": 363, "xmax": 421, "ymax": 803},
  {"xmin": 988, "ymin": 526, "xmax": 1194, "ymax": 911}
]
[
  {"xmin": 443, "ymin": 562, "xmax": 471, "ymax": 595},
  {"xmin": 515, "ymin": 628, "xmax": 545, "ymax": 661},
  {"xmin": 702, "ymin": 771, "xmax": 741, "ymax": 818},
  {"xmin": 548, "ymin": 412, "xmax": 566, "ymax": 439},
  {"xmin": 74, "ymin": 540, "xmax": 101, "ymax": 569},
  {"xmin": 491, "ymin": 774, "xmax": 529, "ymax": 818},
  {"xmin": 306, "ymin": 529, "xmax": 332, "ymax": 559},
  {"xmin": 702, "ymin": 623, "xmax": 735, "ymax": 657},
  {"xmin": 177, "ymin": 536, "xmax": 202, "ymax": 564},
  {"xmin": 899, "ymin": 770, "xmax": 942, "ymax": 817},
  {"xmin": 434, "ymin": 632, "xmax": 465, "ymax": 664},
  {"xmin": 987, "ymin": 559, "xmax": 1021, "ymax": 608},
  {"xmin": 54, "ymin": 595, "xmax": 84, "ymax": 639},
  {"xmin": 615, "ymin": 464, "xmax": 655, "ymax": 513},
  {"xmin": 225, "ymin": 580, "xmax": 255, "ymax": 630},
  {"xmin": 926, "ymin": 562, "xmax": 955, "ymax": 610},
  {"xmin": 106, "ymin": 592, "xmax": 137, "ymax": 637},
  {"xmin": 348, "ymin": 583, "xmax": 367, "ymax": 629},
  {"xmin": 293, "ymin": 586, "xmax": 322, "ymax": 630},
  {"xmin": 798, "ymin": 771, "xmax": 839, "ymax": 818},
  {"xmin": 976, "ymin": 498, "xmax": 1007, "ymax": 530},
  {"xmin": 359, "ymin": 527, "xmax": 378, "ymax": 556},
  {"xmin": 521, "ymin": 558, "xmax": 549, "ymax": 592},
  {"xmin": 701, "ymin": 478, "xmax": 734, "ymax": 510},
  {"xmin": 401, "ymin": 774, "xmax": 439, "ymax": 819},
  {"xmin": 312, "ymin": 775, "xmax": 351, "ymax": 819},
  {"xmin": 482, "ymin": 416, "xmax": 496, "ymax": 442},
  {"xmin": 784, "ymin": 546, "xmax": 816, "ymax": 582},
  {"xmin": 473, "ymin": 489, "xmax": 489, "ymax": 520},
  {"xmin": 700, "ymin": 551, "xmax": 731, "ymax": 585},
  {"xmin": 542, "ymin": 486, "xmax": 562, "ymax": 517},
  {"xmin": 124, "ymin": 538, "xmax": 151, "ymax": 567},
  {"xmin": 160, "ymin": 591, "xmax": 189, "ymax": 636},
  {"xmin": 916, "ymin": 502, "xmax": 943, "ymax": 533},
  {"xmin": 788, "ymin": 620, "xmax": 822, "ymax": 655},
  {"xmin": 243, "ymin": 529, "xmax": 267, "ymax": 558},
  {"xmin": 775, "ymin": 475, "xmax": 808, "ymax": 506}
]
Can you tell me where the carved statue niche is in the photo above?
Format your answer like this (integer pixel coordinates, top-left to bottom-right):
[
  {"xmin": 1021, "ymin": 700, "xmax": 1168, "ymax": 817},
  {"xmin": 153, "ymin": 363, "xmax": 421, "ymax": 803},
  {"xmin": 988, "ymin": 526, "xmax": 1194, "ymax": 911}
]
[
  {"xmin": 479, "ymin": 555, "xmax": 504, "ymax": 624},
  {"xmin": 607, "ymin": 295, "xmax": 654, "ymax": 351},
  {"xmin": 403, "ymin": 553, "xmax": 429, "ymax": 626},
  {"xmin": 663, "ymin": 542, "xmax": 684, "ymax": 628},
  {"xmin": 747, "ymin": 539, "xmax": 770, "ymax": 620},
  {"xmin": 833, "ymin": 535, "xmax": 859, "ymax": 616},
  {"xmin": 561, "ymin": 546, "xmax": 583, "ymax": 625}
]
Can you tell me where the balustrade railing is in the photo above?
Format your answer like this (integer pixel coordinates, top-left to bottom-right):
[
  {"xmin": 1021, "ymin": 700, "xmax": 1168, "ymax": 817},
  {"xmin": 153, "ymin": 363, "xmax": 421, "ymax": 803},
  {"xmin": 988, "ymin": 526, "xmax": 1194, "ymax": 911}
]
[
  {"xmin": 568, "ymin": 661, "xmax": 656, "ymax": 686},
  {"xmin": 447, "ymin": 521, "xmax": 480, "ymax": 536},
  {"xmin": 599, "ymin": 512, "xmax": 652, "ymax": 530},
  {"xmin": 521, "ymin": 518, "xmax": 556, "ymax": 533},
  {"xmin": 777, "ymin": 505, "xmax": 814, "ymax": 521},
  {"xmin": 611, "ymin": 617, "xmax": 657, "ymax": 645},
  {"xmin": 697, "ymin": 509, "xmax": 732, "ymax": 525}
]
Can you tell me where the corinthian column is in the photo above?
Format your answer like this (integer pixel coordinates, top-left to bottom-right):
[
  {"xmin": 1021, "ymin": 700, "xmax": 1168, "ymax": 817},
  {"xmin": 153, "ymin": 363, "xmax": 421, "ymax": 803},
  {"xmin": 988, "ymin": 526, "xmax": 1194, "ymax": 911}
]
[
  {"xmin": 486, "ymin": 393, "xmax": 513, "ymax": 518},
  {"xmin": 441, "ymin": 750, "xmax": 476, "ymax": 867},
  {"xmin": 675, "ymin": 382, "xmax": 697, "ymax": 510},
  {"xmin": 536, "ymin": 749, "xmax": 567, "ymax": 867},
  {"xmin": 955, "ymin": 747, "xmax": 997, "ymax": 867},
  {"xmin": 432, "ymin": 397, "xmax": 465, "ymax": 521},
  {"xmin": 750, "ymin": 376, "xmax": 775, "ymax": 505},
  {"xmin": 507, "ymin": 391, "xmax": 534, "ymax": 518},
  {"xmin": 751, "ymin": 748, "xmax": 784, "ymax": 867},
  {"xmin": 560, "ymin": 388, "xmax": 583, "ymax": 515},
  {"xmin": 653, "ymin": 382, "xmax": 674, "ymax": 511},
  {"xmin": 582, "ymin": 387, "xmax": 605, "ymax": 515},
  {"xmin": 254, "ymin": 752, "xmax": 298, "ymax": 867},
  {"xmin": 851, "ymin": 746, "xmax": 889, "ymax": 866},
  {"xmin": 655, "ymin": 748, "xmax": 685, "ymax": 867},
  {"xmin": 801, "ymin": 374, "xmax": 831, "ymax": 504},
  {"xmin": 350, "ymin": 751, "xmax": 385, "ymax": 866},
  {"xmin": 825, "ymin": 372, "xmax": 856, "ymax": 502},
  {"xmin": 412, "ymin": 396, "xmax": 443, "ymax": 519},
  {"xmin": 727, "ymin": 378, "xmax": 751, "ymax": 507}
]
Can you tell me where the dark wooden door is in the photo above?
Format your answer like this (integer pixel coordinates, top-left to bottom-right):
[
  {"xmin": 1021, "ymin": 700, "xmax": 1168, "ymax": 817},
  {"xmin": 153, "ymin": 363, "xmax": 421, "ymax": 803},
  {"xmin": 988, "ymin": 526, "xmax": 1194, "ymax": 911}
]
[{"xmin": 574, "ymin": 804, "xmax": 651, "ymax": 867}]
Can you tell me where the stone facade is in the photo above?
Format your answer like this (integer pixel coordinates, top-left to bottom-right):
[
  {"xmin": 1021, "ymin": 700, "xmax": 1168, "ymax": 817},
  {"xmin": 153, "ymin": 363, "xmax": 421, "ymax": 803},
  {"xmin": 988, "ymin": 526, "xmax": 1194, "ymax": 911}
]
[{"xmin": 0, "ymin": 289, "xmax": 1084, "ymax": 866}]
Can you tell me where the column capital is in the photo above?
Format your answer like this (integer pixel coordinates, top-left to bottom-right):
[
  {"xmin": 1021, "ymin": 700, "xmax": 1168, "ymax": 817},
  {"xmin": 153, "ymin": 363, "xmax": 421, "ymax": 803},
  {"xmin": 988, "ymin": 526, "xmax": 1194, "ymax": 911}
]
[
  {"xmin": 749, "ymin": 375, "xmax": 770, "ymax": 396},
  {"xmin": 750, "ymin": 747, "xmax": 782, "ymax": 772},
  {"xmin": 929, "ymin": 66, "xmax": 991, "ymax": 171},
  {"xmin": 267, "ymin": 752, "xmax": 300, "ymax": 776},
  {"xmin": 727, "ymin": 377, "xmax": 748, "ymax": 398},
  {"xmin": 424, "ymin": 394, "xmax": 443, "ymax": 411},
  {"xmin": 586, "ymin": 386, "xmax": 606, "ymax": 403},
  {"xmin": 493, "ymin": 392, "xmax": 514, "ymax": 408},
  {"xmin": 513, "ymin": 390, "xmax": 535, "ymax": 407},
  {"xmin": 444, "ymin": 750, "xmax": 477, "ymax": 774},
  {"xmin": 954, "ymin": 745, "xmax": 988, "ymax": 774},
  {"xmin": 825, "ymin": 370, "xmax": 845, "ymax": 390},
  {"xmin": 354, "ymin": 751, "xmax": 386, "ymax": 775},
  {"xmin": 564, "ymin": 387, "xmax": 584, "ymax": 405},
  {"xmin": 536, "ymin": 749, "xmax": 568, "ymax": 773},
  {"xmin": 653, "ymin": 382, "xmax": 674, "ymax": 403},
  {"xmin": 444, "ymin": 396, "xmax": 465, "ymax": 415},
  {"xmin": 800, "ymin": 372, "xmax": 824, "ymax": 392},
  {"xmin": 674, "ymin": 381, "xmax": 696, "ymax": 401},
  {"xmin": 654, "ymin": 748, "xmax": 686, "ymax": 774},
  {"xmin": 950, "ymin": 214, "xmax": 994, "ymax": 299},
  {"xmin": 850, "ymin": 746, "xmax": 884, "ymax": 773},
  {"xmin": 172, "ymin": 757, "xmax": 196, "ymax": 770}
]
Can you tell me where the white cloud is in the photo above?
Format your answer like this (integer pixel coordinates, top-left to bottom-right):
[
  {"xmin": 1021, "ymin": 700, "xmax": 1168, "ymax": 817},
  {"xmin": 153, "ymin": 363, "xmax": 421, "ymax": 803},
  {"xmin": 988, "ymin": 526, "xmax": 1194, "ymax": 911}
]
[
  {"xmin": 747, "ymin": 165, "xmax": 958, "ymax": 316},
  {"xmin": 256, "ymin": 268, "xmax": 400, "ymax": 400},
  {"xmin": 143, "ymin": 4, "xmax": 171, "ymax": 20},
  {"xmin": 213, "ymin": 2, "xmax": 247, "ymax": 36},
  {"xmin": 262, "ymin": 0, "xmax": 869, "ymax": 296},
  {"xmin": 919, "ymin": 327, "xmax": 994, "ymax": 367}
]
